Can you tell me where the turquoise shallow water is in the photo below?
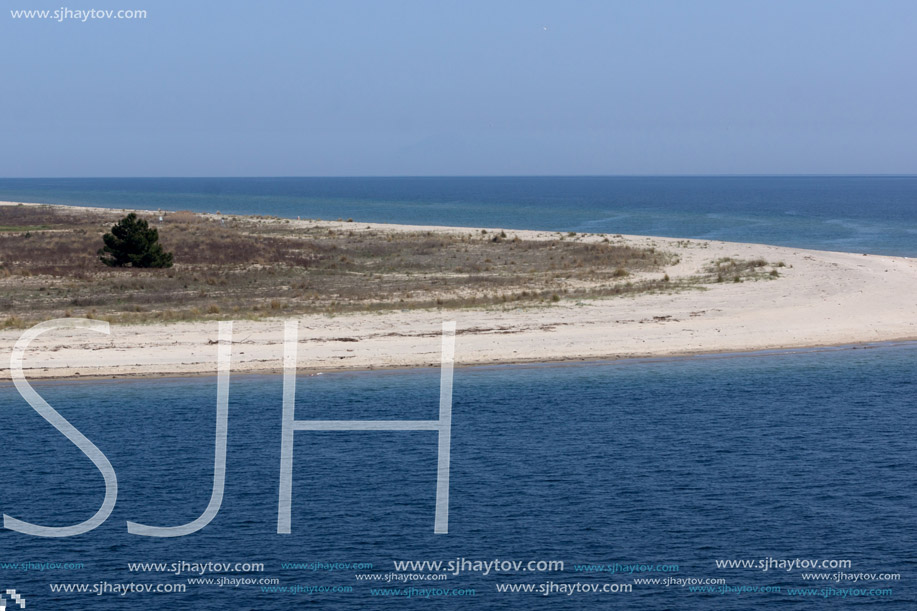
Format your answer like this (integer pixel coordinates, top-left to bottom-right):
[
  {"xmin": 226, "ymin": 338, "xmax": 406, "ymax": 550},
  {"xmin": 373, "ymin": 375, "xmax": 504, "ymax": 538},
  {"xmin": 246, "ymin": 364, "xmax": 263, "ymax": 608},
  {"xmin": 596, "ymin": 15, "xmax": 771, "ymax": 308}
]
[
  {"xmin": 1, "ymin": 175, "xmax": 916, "ymax": 255},
  {"xmin": 1, "ymin": 343, "xmax": 915, "ymax": 608}
]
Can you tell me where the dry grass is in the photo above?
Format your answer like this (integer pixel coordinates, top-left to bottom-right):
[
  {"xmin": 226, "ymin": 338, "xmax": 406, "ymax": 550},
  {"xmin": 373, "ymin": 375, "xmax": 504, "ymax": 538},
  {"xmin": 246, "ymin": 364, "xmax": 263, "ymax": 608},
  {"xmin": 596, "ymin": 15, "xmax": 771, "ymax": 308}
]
[
  {"xmin": 0, "ymin": 204, "xmax": 722, "ymax": 327},
  {"xmin": 703, "ymin": 257, "xmax": 785, "ymax": 283}
]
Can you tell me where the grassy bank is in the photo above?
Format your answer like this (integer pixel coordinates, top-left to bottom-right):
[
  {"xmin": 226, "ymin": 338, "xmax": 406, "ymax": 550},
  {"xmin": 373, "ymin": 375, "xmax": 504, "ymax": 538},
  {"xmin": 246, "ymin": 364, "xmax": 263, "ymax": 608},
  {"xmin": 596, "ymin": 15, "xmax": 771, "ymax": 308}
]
[{"xmin": 0, "ymin": 204, "xmax": 779, "ymax": 328}]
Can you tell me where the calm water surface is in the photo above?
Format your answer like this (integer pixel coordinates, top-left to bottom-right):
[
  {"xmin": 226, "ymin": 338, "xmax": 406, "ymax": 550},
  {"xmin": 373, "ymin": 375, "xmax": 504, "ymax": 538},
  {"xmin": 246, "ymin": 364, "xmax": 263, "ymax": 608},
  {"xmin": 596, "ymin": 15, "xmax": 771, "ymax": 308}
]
[{"xmin": 1, "ymin": 343, "xmax": 914, "ymax": 608}]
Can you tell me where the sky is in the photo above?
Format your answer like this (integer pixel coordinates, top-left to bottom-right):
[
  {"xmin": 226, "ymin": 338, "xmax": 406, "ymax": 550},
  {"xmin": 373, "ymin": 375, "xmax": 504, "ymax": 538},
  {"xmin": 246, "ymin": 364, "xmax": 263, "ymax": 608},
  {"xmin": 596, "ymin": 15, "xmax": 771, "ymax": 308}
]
[{"xmin": 1, "ymin": 0, "xmax": 915, "ymax": 176}]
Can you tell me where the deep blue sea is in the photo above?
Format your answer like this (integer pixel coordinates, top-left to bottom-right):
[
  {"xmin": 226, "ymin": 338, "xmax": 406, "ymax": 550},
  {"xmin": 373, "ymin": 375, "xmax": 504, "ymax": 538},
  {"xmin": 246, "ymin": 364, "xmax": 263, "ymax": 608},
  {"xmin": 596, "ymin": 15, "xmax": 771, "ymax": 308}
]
[
  {"xmin": 1, "ymin": 177, "xmax": 915, "ymax": 608},
  {"xmin": 0, "ymin": 175, "xmax": 916, "ymax": 255},
  {"xmin": 1, "ymin": 344, "xmax": 915, "ymax": 609}
]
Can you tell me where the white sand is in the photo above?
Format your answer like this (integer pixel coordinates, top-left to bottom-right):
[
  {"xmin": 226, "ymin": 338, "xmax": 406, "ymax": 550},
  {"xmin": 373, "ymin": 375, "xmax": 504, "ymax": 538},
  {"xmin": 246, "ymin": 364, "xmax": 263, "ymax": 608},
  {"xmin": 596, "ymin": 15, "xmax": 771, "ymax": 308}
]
[{"xmin": 1, "ymin": 202, "xmax": 916, "ymax": 381}]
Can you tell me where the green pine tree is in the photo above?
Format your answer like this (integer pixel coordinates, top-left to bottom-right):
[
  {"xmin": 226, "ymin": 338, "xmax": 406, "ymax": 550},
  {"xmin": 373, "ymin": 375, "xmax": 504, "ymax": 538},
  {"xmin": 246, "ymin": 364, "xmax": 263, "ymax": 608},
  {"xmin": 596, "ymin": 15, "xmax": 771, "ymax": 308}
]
[{"xmin": 98, "ymin": 213, "xmax": 174, "ymax": 268}]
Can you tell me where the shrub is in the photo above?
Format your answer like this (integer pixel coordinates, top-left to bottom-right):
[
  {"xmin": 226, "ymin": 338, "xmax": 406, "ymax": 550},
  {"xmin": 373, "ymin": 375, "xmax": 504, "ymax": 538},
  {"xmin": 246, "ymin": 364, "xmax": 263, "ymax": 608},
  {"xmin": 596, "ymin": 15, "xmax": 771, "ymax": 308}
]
[{"xmin": 98, "ymin": 213, "xmax": 173, "ymax": 268}]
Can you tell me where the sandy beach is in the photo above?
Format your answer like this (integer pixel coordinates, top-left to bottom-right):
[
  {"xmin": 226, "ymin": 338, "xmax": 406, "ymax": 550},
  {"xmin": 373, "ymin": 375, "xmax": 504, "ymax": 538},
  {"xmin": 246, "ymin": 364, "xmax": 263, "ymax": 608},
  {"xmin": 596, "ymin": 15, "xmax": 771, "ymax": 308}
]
[{"xmin": 1, "ymin": 202, "xmax": 916, "ymax": 381}]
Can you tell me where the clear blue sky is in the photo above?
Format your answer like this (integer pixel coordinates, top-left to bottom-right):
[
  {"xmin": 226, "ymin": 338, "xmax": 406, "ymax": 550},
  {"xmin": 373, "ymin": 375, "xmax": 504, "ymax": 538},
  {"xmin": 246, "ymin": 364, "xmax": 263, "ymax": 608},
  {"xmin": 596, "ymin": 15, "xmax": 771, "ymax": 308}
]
[{"xmin": 2, "ymin": 0, "xmax": 915, "ymax": 176}]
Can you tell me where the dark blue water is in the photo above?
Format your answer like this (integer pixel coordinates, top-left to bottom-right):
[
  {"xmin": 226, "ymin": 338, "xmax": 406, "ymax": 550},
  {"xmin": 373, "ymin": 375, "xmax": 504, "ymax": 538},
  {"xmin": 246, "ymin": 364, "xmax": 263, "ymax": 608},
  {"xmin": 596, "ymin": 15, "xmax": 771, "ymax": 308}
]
[
  {"xmin": 1, "ymin": 176, "xmax": 916, "ymax": 255},
  {"xmin": 2, "ymin": 344, "xmax": 914, "ymax": 608}
]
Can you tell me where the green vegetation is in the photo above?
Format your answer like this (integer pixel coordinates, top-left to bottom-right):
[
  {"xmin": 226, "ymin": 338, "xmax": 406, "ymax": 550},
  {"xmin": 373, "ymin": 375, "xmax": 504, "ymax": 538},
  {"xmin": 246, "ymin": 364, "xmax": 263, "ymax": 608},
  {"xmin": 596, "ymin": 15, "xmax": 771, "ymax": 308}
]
[
  {"xmin": 0, "ymin": 225, "xmax": 51, "ymax": 232},
  {"xmin": 99, "ymin": 213, "xmax": 173, "ymax": 268}
]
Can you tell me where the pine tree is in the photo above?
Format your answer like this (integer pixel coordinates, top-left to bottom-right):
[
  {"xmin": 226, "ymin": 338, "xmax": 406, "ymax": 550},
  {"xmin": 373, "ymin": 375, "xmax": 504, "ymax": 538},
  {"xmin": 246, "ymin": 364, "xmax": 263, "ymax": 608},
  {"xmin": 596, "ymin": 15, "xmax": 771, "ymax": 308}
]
[{"xmin": 98, "ymin": 213, "xmax": 174, "ymax": 268}]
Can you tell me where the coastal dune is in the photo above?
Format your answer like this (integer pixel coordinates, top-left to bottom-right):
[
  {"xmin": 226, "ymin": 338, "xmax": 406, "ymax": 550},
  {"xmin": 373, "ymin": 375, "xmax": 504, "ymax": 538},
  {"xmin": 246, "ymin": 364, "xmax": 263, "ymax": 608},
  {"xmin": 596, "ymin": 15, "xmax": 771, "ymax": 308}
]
[{"xmin": 1, "ymin": 205, "xmax": 916, "ymax": 381}]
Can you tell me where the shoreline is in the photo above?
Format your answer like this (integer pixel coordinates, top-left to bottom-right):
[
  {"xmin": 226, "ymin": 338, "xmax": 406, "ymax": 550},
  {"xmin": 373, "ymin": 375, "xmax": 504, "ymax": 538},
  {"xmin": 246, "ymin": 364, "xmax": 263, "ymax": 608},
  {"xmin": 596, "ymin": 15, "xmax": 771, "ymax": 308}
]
[
  {"xmin": 3, "ymin": 201, "xmax": 917, "ymax": 382},
  {"xmin": 2, "ymin": 339, "xmax": 915, "ymax": 386}
]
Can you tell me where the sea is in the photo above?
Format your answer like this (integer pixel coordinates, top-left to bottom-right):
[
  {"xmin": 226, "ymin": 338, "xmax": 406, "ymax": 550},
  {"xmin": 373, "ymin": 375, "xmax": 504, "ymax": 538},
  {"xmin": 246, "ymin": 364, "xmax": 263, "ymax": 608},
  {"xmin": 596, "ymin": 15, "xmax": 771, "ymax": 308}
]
[
  {"xmin": 0, "ymin": 176, "xmax": 915, "ymax": 609},
  {"xmin": 0, "ymin": 175, "xmax": 916, "ymax": 255}
]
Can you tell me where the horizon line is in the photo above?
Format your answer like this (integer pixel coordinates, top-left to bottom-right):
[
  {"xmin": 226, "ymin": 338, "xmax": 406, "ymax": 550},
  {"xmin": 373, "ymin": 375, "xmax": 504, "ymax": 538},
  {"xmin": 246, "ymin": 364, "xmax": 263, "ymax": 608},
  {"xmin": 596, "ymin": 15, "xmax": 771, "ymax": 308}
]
[{"xmin": 2, "ymin": 173, "xmax": 917, "ymax": 180}]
